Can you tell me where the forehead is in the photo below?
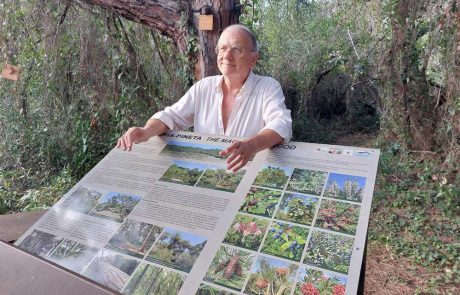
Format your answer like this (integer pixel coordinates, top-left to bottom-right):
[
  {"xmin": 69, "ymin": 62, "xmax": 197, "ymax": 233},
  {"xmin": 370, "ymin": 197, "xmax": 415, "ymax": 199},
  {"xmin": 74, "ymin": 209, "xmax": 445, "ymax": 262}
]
[{"xmin": 217, "ymin": 28, "xmax": 252, "ymax": 47}]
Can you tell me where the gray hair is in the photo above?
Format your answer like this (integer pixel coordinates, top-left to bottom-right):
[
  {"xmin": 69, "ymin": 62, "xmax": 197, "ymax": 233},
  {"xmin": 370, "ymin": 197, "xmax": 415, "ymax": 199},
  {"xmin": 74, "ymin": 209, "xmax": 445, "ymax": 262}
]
[{"xmin": 221, "ymin": 24, "xmax": 260, "ymax": 52}]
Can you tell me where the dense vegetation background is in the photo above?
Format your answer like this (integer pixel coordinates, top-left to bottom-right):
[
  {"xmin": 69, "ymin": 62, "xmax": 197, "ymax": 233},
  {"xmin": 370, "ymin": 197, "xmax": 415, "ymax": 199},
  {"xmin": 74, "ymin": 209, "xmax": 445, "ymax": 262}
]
[{"xmin": 0, "ymin": 0, "xmax": 458, "ymax": 293}]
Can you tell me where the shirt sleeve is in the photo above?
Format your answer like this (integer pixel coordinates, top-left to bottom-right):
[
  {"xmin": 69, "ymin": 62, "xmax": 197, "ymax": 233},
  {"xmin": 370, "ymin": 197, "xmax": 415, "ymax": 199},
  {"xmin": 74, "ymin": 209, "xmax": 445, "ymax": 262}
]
[
  {"xmin": 260, "ymin": 78, "xmax": 293, "ymax": 143},
  {"xmin": 150, "ymin": 84, "xmax": 197, "ymax": 131}
]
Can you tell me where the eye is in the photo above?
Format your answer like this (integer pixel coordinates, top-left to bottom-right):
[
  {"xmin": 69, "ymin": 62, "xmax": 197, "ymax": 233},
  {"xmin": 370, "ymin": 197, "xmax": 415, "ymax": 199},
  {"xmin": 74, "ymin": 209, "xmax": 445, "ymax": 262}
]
[{"xmin": 230, "ymin": 46, "xmax": 243, "ymax": 55}]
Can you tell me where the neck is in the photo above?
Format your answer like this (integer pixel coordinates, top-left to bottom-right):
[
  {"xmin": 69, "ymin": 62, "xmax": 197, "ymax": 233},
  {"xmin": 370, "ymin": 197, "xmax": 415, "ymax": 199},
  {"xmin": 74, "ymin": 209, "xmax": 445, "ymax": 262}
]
[{"xmin": 222, "ymin": 71, "xmax": 251, "ymax": 92}]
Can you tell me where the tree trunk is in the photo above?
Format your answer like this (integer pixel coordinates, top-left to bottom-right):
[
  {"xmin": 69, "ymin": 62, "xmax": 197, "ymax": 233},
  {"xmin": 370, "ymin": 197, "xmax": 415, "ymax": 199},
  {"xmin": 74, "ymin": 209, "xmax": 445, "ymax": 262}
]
[{"xmin": 80, "ymin": 0, "xmax": 241, "ymax": 80}]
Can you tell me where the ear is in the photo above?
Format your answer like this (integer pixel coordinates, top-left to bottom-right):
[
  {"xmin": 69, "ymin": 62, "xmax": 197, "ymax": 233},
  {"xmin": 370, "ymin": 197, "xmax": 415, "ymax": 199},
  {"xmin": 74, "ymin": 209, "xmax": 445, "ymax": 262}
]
[{"xmin": 250, "ymin": 52, "xmax": 260, "ymax": 67}]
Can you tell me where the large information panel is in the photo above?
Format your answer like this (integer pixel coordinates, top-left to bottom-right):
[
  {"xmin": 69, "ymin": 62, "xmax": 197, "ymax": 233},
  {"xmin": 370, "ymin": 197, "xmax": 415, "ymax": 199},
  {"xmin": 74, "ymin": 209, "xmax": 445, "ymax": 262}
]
[{"xmin": 14, "ymin": 131, "xmax": 379, "ymax": 295}]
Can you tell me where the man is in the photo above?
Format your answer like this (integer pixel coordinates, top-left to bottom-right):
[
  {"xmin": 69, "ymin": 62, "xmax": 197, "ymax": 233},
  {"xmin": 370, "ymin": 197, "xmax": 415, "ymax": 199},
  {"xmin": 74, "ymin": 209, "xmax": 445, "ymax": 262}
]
[{"xmin": 117, "ymin": 24, "xmax": 292, "ymax": 172}]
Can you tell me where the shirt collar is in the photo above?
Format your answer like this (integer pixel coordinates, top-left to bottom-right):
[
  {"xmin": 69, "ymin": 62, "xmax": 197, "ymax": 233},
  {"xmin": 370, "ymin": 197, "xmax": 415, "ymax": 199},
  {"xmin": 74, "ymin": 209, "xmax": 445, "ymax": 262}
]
[{"xmin": 215, "ymin": 71, "xmax": 256, "ymax": 97}]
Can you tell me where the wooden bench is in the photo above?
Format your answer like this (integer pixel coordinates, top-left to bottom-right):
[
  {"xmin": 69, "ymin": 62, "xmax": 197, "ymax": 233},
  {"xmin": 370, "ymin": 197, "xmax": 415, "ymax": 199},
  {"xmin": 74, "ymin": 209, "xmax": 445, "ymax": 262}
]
[{"xmin": 0, "ymin": 209, "xmax": 48, "ymax": 242}]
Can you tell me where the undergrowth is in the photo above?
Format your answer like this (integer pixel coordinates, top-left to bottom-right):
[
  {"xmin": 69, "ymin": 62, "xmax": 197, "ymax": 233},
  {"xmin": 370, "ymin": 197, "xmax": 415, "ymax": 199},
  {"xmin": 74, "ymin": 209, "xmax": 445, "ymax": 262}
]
[
  {"xmin": 0, "ymin": 168, "xmax": 75, "ymax": 214},
  {"xmin": 369, "ymin": 144, "xmax": 459, "ymax": 292}
]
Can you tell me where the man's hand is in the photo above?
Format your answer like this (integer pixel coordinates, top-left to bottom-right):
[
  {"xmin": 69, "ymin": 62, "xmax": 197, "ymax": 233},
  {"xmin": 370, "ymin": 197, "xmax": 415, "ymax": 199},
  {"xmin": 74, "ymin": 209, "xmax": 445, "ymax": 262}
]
[
  {"xmin": 117, "ymin": 127, "xmax": 152, "ymax": 151},
  {"xmin": 116, "ymin": 119, "xmax": 169, "ymax": 151},
  {"xmin": 219, "ymin": 140, "xmax": 256, "ymax": 173},
  {"xmin": 219, "ymin": 129, "xmax": 284, "ymax": 173}
]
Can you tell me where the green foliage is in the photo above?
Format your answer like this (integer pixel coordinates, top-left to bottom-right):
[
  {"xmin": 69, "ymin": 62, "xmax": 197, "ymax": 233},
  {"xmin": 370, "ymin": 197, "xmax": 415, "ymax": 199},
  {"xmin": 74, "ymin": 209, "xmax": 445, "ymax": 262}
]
[
  {"xmin": 239, "ymin": 187, "xmax": 282, "ymax": 218},
  {"xmin": 0, "ymin": 168, "xmax": 75, "ymax": 214},
  {"xmin": 261, "ymin": 222, "xmax": 307, "ymax": 261},
  {"xmin": 275, "ymin": 194, "xmax": 318, "ymax": 226},
  {"xmin": 253, "ymin": 165, "xmax": 290, "ymax": 189},
  {"xmin": 160, "ymin": 164, "xmax": 204, "ymax": 185},
  {"xmin": 287, "ymin": 169, "xmax": 327, "ymax": 196},
  {"xmin": 196, "ymin": 168, "xmax": 245, "ymax": 192},
  {"xmin": 370, "ymin": 146, "xmax": 460, "ymax": 284},
  {"xmin": 0, "ymin": 0, "xmax": 189, "ymax": 213},
  {"xmin": 304, "ymin": 231, "xmax": 354, "ymax": 274}
]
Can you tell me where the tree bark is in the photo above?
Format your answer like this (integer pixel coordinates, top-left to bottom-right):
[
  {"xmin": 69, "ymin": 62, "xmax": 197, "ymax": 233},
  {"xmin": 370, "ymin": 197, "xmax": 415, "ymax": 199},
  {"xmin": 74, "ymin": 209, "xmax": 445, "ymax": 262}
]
[{"xmin": 79, "ymin": 0, "xmax": 241, "ymax": 79}]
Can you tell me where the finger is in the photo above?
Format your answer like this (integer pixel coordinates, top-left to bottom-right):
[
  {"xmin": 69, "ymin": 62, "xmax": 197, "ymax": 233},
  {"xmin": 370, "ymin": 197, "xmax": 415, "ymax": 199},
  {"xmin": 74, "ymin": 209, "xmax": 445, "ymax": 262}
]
[
  {"xmin": 125, "ymin": 134, "xmax": 134, "ymax": 151},
  {"xmin": 221, "ymin": 141, "xmax": 240, "ymax": 156},
  {"xmin": 116, "ymin": 138, "xmax": 121, "ymax": 148},
  {"xmin": 230, "ymin": 159, "xmax": 247, "ymax": 173},
  {"xmin": 118, "ymin": 136, "xmax": 127, "ymax": 150},
  {"xmin": 225, "ymin": 148, "xmax": 240, "ymax": 164},
  {"xmin": 227, "ymin": 153, "xmax": 242, "ymax": 170}
]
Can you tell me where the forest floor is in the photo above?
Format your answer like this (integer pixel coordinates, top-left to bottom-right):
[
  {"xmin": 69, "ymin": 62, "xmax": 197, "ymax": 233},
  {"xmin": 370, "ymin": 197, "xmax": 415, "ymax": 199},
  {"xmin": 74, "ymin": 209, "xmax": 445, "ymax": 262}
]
[{"xmin": 336, "ymin": 133, "xmax": 456, "ymax": 295}]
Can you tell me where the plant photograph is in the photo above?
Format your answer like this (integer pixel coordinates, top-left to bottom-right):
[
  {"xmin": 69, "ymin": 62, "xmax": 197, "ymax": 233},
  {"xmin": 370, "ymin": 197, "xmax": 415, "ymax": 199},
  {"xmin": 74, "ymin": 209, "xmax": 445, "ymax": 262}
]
[
  {"xmin": 315, "ymin": 200, "xmax": 360, "ymax": 235},
  {"xmin": 58, "ymin": 186, "xmax": 102, "ymax": 214},
  {"xmin": 287, "ymin": 169, "xmax": 328, "ymax": 196},
  {"xmin": 303, "ymin": 231, "xmax": 353, "ymax": 274},
  {"xmin": 48, "ymin": 238, "xmax": 99, "ymax": 273},
  {"xmin": 146, "ymin": 228, "xmax": 207, "ymax": 273},
  {"xmin": 239, "ymin": 187, "xmax": 282, "ymax": 218},
  {"xmin": 223, "ymin": 214, "xmax": 269, "ymax": 251},
  {"xmin": 196, "ymin": 166, "xmax": 245, "ymax": 192},
  {"xmin": 260, "ymin": 221, "xmax": 308, "ymax": 262},
  {"xmin": 89, "ymin": 191, "xmax": 141, "ymax": 222},
  {"xmin": 324, "ymin": 173, "xmax": 366, "ymax": 203},
  {"xmin": 83, "ymin": 250, "xmax": 139, "ymax": 291},
  {"xmin": 159, "ymin": 160, "xmax": 206, "ymax": 186},
  {"xmin": 294, "ymin": 266, "xmax": 347, "ymax": 295},
  {"xmin": 275, "ymin": 193, "xmax": 319, "ymax": 226},
  {"xmin": 160, "ymin": 140, "xmax": 225, "ymax": 161},
  {"xmin": 122, "ymin": 263, "xmax": 185, "ymax": 295},
  {"xmin": 204, "ymin": 245, "xmax": 255, "ymax": 291},
  {"xmin": 106, "ymin": 219, "xmax": 163, "ymax": 258},
  {"xmin": 253, "ymin": 165, "xmax": 292, "ymax": 190},
  {"xmin": 196, "ymin": 283, "xmax": 237, "ymax": 295},
  {"xmin": 244, "ymin": 256, "xmax": 297, "ymax": 295},
  {"xmin": 18, "ymin": 230, "xmax": 63, "ymax": 257}
]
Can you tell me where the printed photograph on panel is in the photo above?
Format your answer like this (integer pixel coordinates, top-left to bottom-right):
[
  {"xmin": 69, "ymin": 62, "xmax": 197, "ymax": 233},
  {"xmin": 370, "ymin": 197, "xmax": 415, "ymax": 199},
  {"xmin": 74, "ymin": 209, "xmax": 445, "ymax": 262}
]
[
  {"xmin": 122, "ymin": 263, "xmax": 185, "ymax": 295},
  {"xmin": 89, "ymin": 191, "xmax": 141, "ymax": 222},
  {"xmin": 253, "ymin": 165, "xmax": 292, "ymax": 190},
  {"xmin": 287, "ymin": 169, "xmax": 328, "ymax": 196},
  {"xmin": 260, "ymin": 221, "xmax": 308, "ymax": 262},
  {"xmin": 196, "ymin": 166, "xmax": 245, "ymax": 192},
  {"xmin": 324, "ymin": 173, "xmax": 366, "ymax": 202},
  {"xmin": 196, "ymin": 283, "xmax": 238, "ymax": 295},
  {"xmin": 159, "ymin": 160, "xmax": 206, "ymax": 186},
  {"xmin": 294, "ymin": 266, "xmax": 347, "ymax": 295},
  {"xmin": 303, "ymin": 231, "xmax": 354, "ymax": 274},
  {"xmin": 58, "ymin": 186, "xmax": 102, "ymax": 214},
  {"xmin": 315, "ymin": 199, "xmax": 360, "ymax": 235},
  {"xmin": 204, "ymin": 245, "xmax": 255, "ymax": 291},
  {"xmin": 274, "ymin": 193, "xmax": 319, "ymax": 226},
  {"xmin": 239, "ymin": 187, "xmax": 282, "ymax": 218},
  {"xmin": 82, "ymin": 250, "xmax": 139, "ymax": 291},
  {"xmin": 146, "ymin": 228, "xmax": 207, "ymax": 273},
  {"xmin": 160, "ymin": 140, "xmax": 225, "ymax": 161},
  {"xmin": 106, "ymin": 219, "xmax": 163, "ymax": 258},
  {"xmin": 48, "ymin": 239, "xmax": 99, "ymax": 273},
  {"xmin": 223, "ymin": 214, "xmax": 269, "ymax": 251},
  {"xmin": 244, "ymin": 256, "xmax": 297, "ymax": 295},
  {"xmin": 17, "ymin": 230, "xmax": 63, "ymax": 257}
]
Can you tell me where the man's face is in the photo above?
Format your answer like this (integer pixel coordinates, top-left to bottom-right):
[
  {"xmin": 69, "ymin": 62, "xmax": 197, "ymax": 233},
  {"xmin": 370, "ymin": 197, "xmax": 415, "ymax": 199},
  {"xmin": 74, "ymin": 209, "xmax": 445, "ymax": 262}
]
[{"xmin": 216, "ymin": 28, "xmax": 259, "ymax": 81}]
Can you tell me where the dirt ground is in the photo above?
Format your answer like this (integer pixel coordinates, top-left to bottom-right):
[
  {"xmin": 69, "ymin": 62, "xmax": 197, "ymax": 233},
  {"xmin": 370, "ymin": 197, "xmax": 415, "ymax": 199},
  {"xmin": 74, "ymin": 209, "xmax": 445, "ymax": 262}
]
[{"xmin": 364, "ymin": 241, "xmax": 435, "ymax": 295}]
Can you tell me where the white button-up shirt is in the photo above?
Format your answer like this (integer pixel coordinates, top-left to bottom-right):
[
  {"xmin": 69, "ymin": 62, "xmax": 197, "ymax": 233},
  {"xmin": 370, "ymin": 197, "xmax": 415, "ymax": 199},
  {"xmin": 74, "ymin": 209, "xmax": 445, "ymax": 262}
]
[{"xmin": 152, "ymin": 72, "xmax": 292, "ymax": 142}]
